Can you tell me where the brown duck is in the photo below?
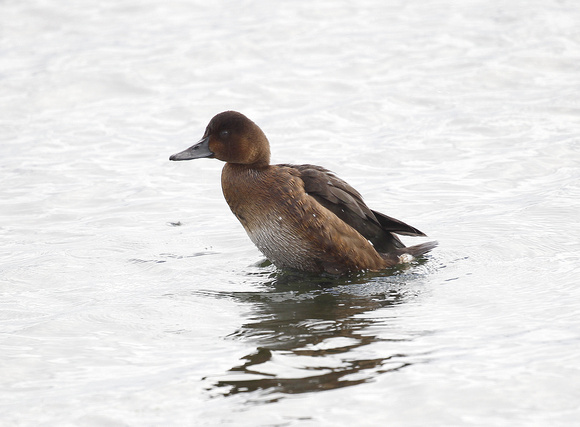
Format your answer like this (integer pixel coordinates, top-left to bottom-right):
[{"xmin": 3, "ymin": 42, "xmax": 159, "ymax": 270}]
[{"xmin": 170, "ymin": 111, "xmax": 437, "ymax": 275}]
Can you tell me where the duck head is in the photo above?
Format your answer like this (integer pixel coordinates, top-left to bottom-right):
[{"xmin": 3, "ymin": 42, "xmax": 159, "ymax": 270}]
[{"xmin": 169, "ymin": 111, "xmax": 271, "ymax": 167}]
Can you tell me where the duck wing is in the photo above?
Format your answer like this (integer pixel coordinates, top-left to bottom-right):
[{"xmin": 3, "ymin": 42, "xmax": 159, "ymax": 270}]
[{"xmin": 284, "ymin": 164, "xmax": 425, "ymax": 253}]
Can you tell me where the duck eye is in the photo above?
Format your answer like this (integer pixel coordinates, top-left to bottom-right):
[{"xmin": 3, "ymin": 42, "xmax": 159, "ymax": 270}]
[{"xmin": 220, "ymin": 130, "xmax": 230, "ymax": 138}]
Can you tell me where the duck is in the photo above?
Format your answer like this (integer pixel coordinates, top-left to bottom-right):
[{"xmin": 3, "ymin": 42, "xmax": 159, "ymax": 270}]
[{"xmin": 169, "ymin": 111, "xmax": 437, "ymax": 275}]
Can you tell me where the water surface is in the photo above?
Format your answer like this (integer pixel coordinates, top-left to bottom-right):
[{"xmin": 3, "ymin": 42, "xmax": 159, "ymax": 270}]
[{"xmin": 1, "ymin": 0, "xmax": 580, "ymax": 425}]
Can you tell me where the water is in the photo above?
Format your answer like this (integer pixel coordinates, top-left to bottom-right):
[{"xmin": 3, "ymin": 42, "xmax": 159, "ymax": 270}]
[{"xmin": 1, "ymin": 0, "xmax": 580, "ymax": 425}]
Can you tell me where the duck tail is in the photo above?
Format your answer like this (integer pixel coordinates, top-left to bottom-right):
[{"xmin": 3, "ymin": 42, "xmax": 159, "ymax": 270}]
[
  {"xmin": 379, "ymin": 240, "xmax": 438, "ymax": 266},
  {"xmin": 396, "ymin": 241, "xmax": 438, "ymax": 263}
]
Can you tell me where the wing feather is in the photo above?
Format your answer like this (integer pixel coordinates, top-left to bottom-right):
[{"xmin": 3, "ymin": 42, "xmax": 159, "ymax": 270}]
[{"xmin": 280, "ymin": 164, "xmax": 426, "ymax": 253}]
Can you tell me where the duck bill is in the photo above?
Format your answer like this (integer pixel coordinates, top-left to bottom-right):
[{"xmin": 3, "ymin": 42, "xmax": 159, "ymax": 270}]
[{"xmin": 169, "ymin": 136, "xmax": 213, "ymax": 161}]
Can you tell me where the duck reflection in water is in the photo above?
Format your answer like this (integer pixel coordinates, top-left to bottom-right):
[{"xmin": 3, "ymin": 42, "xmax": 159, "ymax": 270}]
[{"xmin": 207, "ymin": 265, "xmax": 431, "ymax": 400}]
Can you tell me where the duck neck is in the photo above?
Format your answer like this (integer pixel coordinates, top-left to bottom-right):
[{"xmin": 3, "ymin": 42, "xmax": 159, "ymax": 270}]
[
  {"xmin": 222, "ymin": 162, "xmax": 269, "ymax": 177},
  {"xmin": 221, "ymin": 163, "xmax": 270, "ymax": 211}
]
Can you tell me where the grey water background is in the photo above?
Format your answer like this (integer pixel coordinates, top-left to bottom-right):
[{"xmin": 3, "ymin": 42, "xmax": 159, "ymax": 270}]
[{"xmin": 1, "ymin": 0, "xmax": 580, "ymax": 425}]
